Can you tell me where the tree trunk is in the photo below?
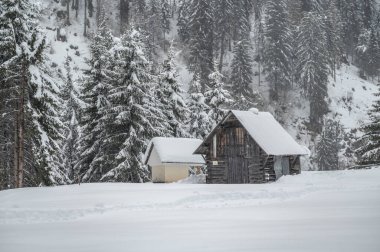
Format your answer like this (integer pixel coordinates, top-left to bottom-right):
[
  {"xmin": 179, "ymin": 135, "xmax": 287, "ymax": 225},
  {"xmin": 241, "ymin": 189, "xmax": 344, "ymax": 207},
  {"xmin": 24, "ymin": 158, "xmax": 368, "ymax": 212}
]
[
  {"xmin": 84, "ymin": 0, "xmax": 87, "ymax": 36},
  {"xmin": 75, "ymin": 0, "xmax": 79, "ymax": 18},
  {"xmin": 66, "ymin": 0, "xmax": 71, "ymax": 25},
  {"xmin": 120, "ymin": 0, "xmax": 130, "ymax": 34},
  {"xmin": 13, "ymin": 109, "xmax": 19, "ymax": 188},
  {"xmin": 219, "ymin": 31, "xmax": 225, "ymax": 72},
  {"xmin": 17, "ymin": 64, "xmax": 26, "ymax": 188}
]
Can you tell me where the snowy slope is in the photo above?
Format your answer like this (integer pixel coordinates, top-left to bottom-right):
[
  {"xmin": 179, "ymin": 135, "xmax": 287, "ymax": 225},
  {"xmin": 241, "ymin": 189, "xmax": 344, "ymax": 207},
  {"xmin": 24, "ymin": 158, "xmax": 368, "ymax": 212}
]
[
  {"xmin": 1, "ymin": 169, "xmax": 380, "ymax": 252},
  {"xmin": 37, "ymin": 1, "xmax": 378, "ymax": 171},
  {"xmin": 329, "ymin": 64, "xmax": 377, "ymax": 129},
  {"xmin": 39, "ymin": 0, "xmax": 90, "ymax": 83}
]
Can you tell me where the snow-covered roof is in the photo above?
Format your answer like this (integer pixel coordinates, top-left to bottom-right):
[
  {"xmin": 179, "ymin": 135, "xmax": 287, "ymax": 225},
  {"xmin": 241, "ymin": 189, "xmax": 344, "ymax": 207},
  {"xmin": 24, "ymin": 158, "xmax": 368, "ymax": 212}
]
[
  {"xmin": 231, "ymin": 110, "xmax": 309, "ymax": 156},
  {"xmin": 144, "ymin": 137, "xmax": 205, "ymax": 165},
  {"xmin": 194, "ymin": 110, "xmax": 309, "ymax": 156}
]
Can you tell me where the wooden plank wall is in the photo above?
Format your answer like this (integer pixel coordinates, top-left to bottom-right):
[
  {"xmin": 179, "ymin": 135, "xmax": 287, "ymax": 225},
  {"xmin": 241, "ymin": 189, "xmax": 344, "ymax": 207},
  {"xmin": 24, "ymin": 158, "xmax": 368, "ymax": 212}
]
[{"xmin": 205, "ymin": 118, "xmax": 300, "ymax": 184}]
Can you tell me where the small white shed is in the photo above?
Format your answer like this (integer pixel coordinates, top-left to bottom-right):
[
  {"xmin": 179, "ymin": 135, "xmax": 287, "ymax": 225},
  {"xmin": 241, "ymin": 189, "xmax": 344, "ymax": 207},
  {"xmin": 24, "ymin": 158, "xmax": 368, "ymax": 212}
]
[{"xmin": 144, "ymin": 137, "xmax": 205, "ymax": 183}]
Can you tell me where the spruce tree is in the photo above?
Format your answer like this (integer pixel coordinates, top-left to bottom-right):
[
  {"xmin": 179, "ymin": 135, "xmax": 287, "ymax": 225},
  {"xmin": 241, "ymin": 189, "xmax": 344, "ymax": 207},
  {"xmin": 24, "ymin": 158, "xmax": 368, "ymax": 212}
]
[
  {"xmin": 103, "ymin": 28, "xmax": 167, "ymax": 182},
  {"xmin": 0, "ymin": 0, "xmax": 67, "ymax": 187},
  {"xmin": 204, "ymin": 63, "xmax": 232, "ymax": 126},
  {"xmin": 177, "ymin": 0, "xmax": 191, "ymax": 43},
  {"xmin": 230, "ymin": 39, "xmax": 263, "ymax": 110},
  {"xmin": 158, "ymin": 44, "xmax": 189, "ymax": 137},
  {"xmin": 187, "ymin": 0, "xmax": 214, "ymax": 90},
  {"xmin": 357, "ymin": 27, "xmax": 380, "ymax": 79},
  {"xmin": 78, "ymin": 19, "xmax": 114, "ymax": 182},
  {"xmin": 214, "ymin": 0, "xmax": 234, "ymax": 71},
  {"xmin": 263, "ymin": 0, "xmax": 291, "ymax": 102},
  {"xmin": 61, "ymin": 57, "xmax": 82, "ymax": 182},
  {"xmin": 325, "ymin": 0, "xmax": 343, "ymax": 81},
  {"xmin": 314, "ymin": 118, "xmax": 343, "ymax": 170},
  {"xmin": 297, "ymin": 11, "xmax": 329, "ymax": 133},
  {"xmin": 188, "ymin": 75, "xmax": 212, "ymax": 139},
  {"xmin": 357, "ymin": 87, "xmax": 380, "ymax": 164}
]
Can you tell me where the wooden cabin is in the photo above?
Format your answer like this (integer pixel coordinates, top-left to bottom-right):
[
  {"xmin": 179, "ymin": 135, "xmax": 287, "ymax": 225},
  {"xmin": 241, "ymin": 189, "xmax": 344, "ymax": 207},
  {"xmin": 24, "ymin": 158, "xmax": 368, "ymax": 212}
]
[
  {"xmin": 194, "ymin": 109, "xmax": 309, "ymax": 184},
  {"xmin": 144, "ymin": 137, "xmax": 205, "ymax": 183}
]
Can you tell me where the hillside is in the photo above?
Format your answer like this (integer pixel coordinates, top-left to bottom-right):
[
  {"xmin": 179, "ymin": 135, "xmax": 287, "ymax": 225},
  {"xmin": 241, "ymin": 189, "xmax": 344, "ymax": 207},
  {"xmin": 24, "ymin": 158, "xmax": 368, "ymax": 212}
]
[
  {"xmin": 1, "ymin": 168, "xmax": 380, "ymax": 251},
  {"xmin": 1, "ymin": 0, "xmax": 380, "ymax": 188},
  {"xmin": 40, "ymin": 0, "xmax": 378, "ymax": 169}
]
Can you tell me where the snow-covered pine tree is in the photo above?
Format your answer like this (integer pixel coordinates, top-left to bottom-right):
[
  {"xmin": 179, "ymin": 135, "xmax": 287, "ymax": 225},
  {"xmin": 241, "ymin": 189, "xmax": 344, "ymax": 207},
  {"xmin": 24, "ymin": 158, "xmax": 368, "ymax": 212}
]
[
  {"xmin": 263, "ymin": 0, "xmax": 291, "ymax": 102},
  {"xmin": 287, "ymin": 0, "xmax": 302, "ymax": 89},
  {"xmin": 61, "ymin": 57, "xmax": 82, "ymax": 182},
  {"xmin": 357, "ymin": 26, "xmax": 380, "ymax": 79},
  {"xmin": 314, "ymin": 118, "xmax": 343, "ymax": 171},
  {"xmin": 337, "ymin": 0, "xmax": 363, "ymax": 60},
  {"xmin": 204, "ymin": 63, "xmax": 232, "ymax": 126},
  {"xmin": 360, "ymin": 0, "xmax": 378, "ymax": 30},
  {"xmin": 160, "ymin": 0, "xmax": 171, "ymax": 50},
  {"xmin": 297, "ymin": 11, "xmax": 329, "ymax": 133},
  {"xmin": 229, "ymin": 0, "xmax": 263, "ymax": 111},
  {"xmin": 187, "ymin": 0, "xmax": 214, "ymax": 90},
  {"xmin": 177, "ymin": 0, "xmax": 191, "ymax": 43},
  {"xmin": 231, "ymin": 0, "xmax": 253, "ymax": 41},
  {"xmin": 229, "ymin": 22, "xmax": 263, "ymax": 110},
  {"xmin": 356, "ymin": 87, "xmax": 380, "ymax": 164},
  {"xmin": 0, "ymin": 0, "xmax": 67, "ymax": 187},
  {"xmin": 78, "ymin": 17, "xmax": 114, "ymax": 182},
  {"xmin": 325, "ymin": 0, "xmax": 343, "ymax": 81},
  {"xmin": 158, "ymin": 44, "xmax": 189, "ymax": 137},
  {"xmin": 188, "ymin": 74, "xmax": 212, "ymax": 139},
  {"xmin": 214, "ymin": 0, "xmax": 234, "ymax": 71},
  {"xmin": 103, "ymin": 28, "xmax": 167, "ymax": 182}
]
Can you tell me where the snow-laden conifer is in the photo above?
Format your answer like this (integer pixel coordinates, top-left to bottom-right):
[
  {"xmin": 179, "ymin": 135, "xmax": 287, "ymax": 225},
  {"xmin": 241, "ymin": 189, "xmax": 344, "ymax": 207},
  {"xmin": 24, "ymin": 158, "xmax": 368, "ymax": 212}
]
[
  {"xmin": 61, "ymin": 57, "xmax": 82, "ymax": 182},
  {"xmin": 297, "ymin": 11, "xmax": 329, "ymax": 133},
  {"xmin": 158, "ymin": 44, "xmax": 189, "ymax": 137},
  {"xmin": 188, "ymin": 75, "xmax": 212, "ymax": 139},
  {"xmin": 0, "ymin": 0, "xmax": 67, "ymax": 187},
  {"xmin": 102, "ymin": 28, "xmax": 167, "ymax": 182},
  {"xmin": 78, "ymin": 17, "xmax": 114, "ymax": 182},
  {"xmin": 314, "ymin": 118, "xmax": 343, "ymax": 170},
  {"xmin": 204, "ymin": 64, "xmax": 232, "ymax": 126}
]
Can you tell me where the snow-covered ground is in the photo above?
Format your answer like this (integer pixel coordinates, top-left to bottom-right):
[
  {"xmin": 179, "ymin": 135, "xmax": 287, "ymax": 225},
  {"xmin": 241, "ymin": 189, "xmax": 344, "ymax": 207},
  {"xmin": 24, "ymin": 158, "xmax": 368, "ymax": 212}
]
[{"xmin": 1, "ymin": 169, "xmax": 380, "ymax": 252}]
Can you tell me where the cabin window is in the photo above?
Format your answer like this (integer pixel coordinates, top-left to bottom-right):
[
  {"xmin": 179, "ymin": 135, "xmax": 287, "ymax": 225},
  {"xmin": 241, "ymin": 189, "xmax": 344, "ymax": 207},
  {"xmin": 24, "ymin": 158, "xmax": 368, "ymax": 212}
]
[
  {"xmin": 213, "ymin": 135, "xmax": 217, "ymax": 158},
  {"xmin": 235, "ymin": 127, "xmax": 244, "ymax": 145}
]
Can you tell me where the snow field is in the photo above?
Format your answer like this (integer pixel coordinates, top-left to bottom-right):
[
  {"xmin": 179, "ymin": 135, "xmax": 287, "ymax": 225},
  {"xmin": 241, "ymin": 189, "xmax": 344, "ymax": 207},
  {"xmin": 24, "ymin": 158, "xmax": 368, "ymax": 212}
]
[{"xmin": 1, "ymin": 169, "xmax": 380, "ymax": 252}]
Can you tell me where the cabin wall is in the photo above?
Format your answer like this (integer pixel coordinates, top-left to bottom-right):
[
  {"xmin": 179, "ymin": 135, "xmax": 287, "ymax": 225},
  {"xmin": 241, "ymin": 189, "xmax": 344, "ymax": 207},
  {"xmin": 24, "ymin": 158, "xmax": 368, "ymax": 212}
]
[
  {"xmin": 151, "ymin": 164, "xmax": 189, "ymax": 183},
  {"xmin": 205, "ymin": 121, "xmax": 272, "ymax": 184}
]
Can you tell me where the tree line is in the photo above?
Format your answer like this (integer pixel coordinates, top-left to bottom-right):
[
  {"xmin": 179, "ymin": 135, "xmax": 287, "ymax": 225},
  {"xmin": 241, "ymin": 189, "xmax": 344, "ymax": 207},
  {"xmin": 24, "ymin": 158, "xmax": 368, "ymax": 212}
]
[{"xmin": 0, "ymin": 0, "xmax": 380, "ymax": 189}]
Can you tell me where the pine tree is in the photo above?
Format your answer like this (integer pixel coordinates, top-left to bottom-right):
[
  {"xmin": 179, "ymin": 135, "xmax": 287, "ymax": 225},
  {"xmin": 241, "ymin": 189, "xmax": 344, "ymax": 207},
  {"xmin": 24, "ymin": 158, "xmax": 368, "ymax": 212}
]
[
  {"xmin": 230, "ymin": 39, "xmax": 263, "ymax": 110},
  {"xmin": 314, "ymin": 118, "xmax": 343, "ymax": 170},
  {"xmin": 214, "ymin": 0, "xmax": 234, "ymax": 71},
  {"xmin": 61, "ymin": 57, "xmax": 81, "ymax": 182},
  {"xmin": 356, "ymin": 87, "xmax": 380, "ymax": 164},
  {"xmin": 187, "ymin": 0, "xmax": 214, "ymax": 90},
  {"xmin": 357, "ymin": 27, "xmax": 380, "ymax": 79},
  {"xmin": 263, "ymin": 0, "xmax": 291, "ymax": 102},
  {"xmin": 158, "ymin": 44, "xmax": 189, "ymax": 137},
  {"xmin": 103, "ymin": 28, "xmax": 167, "ymax": 182},
  {"xmin": 188, "ymin": 75, "xmax": 212, "ymax": 139},
  {"xmin": 78, "ymin": 19, "xmax": 114, "ymax": 182},
  {"xmin": 0, "ymin": 0, "xmax": 67, "ymax": 187},
  {"xmin": 160, "ymin": 0, "xmax": 171, "ymax": 50},
  {"xmin": 325, "ymin": 0, "xmax": 343, "ymax": 81},
  {"xmin": 177, "ymin": 0, "xmax": 191, "ymax": 43},
  {"xmin": 336, "ymin": 0, "xmax": 363, "ymax": 59},
  {"xmin": 204, "ymin": 63, "xmax": 232, "ymax": 126},
  {"xmin": 297, "ymin": 11, "xmax": 329, "ymax": 133}
]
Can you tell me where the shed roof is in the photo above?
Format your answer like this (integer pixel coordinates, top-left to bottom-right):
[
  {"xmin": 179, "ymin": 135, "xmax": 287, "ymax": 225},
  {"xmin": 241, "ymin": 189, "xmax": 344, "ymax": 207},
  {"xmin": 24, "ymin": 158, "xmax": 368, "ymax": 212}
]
[
  {"xmin": 194, "ymin": 110, "xmax": 309, "ymax": 156},
  {"xmin": 144, "ymin": 137, "xmax": 205, "ymax": 165}
]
